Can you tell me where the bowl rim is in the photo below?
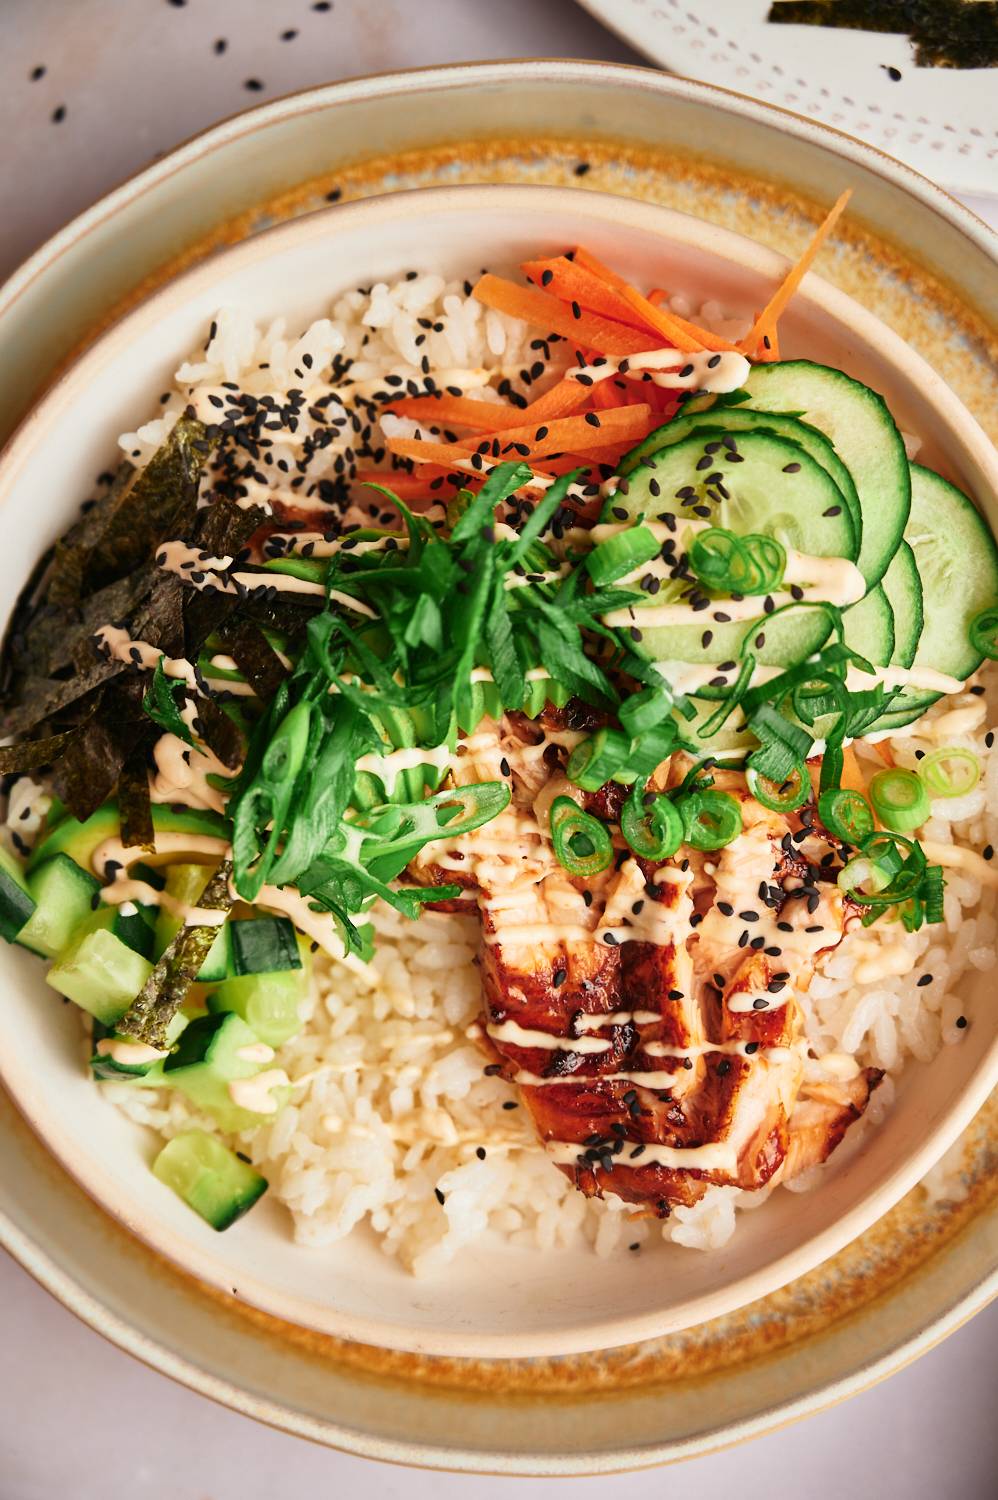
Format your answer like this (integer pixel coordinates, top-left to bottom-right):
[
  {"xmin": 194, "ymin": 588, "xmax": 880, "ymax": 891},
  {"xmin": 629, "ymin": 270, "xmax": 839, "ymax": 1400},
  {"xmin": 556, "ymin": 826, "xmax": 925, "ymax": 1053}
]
[
  {"xmin": 1, "ymin": 179, "xmax": 996, "ymax": 1359},
  {"xmin": 2, "ymin": 59, "xmax": 996, "ymax": 335}
]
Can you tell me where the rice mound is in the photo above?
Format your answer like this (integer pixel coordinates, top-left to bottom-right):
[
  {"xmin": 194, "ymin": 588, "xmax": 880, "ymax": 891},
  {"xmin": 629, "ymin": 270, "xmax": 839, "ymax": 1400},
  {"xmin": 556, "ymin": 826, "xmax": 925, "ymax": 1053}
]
[{"xmin": 14, "ymin": 271, "xmax": 992, "ymax": 1273}]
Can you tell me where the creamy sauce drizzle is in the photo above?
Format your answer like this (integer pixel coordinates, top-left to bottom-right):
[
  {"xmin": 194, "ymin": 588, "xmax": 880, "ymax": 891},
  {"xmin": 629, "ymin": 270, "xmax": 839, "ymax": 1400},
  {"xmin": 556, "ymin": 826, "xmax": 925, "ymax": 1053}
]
[
  {"xmin": 566, "ymin": 346, "xmax": 750, "ymax": 396},
  {"xmin": 154, "ymin": 540, "xmax": 377, "ymax": 619},
  {"xmin": 95, "ymin": 1039, "xmax": 168, "ymax": 1066},
  {"xmin": 227, "ymin": 1068, "xmax": 290, "ymax": 1114},
  {"xmin": 93, "ymin": 626, "xmax": 198, "ymax": 688},
  {"xmin": 545, "ymin": 1138, "xmax": 738, "ymax": 1173}
]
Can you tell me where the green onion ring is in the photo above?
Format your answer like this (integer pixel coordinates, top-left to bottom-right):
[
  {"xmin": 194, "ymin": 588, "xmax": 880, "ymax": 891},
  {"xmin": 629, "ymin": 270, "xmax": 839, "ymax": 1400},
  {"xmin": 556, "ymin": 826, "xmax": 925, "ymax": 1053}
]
[
  {"xmin": 817, "ymin": 787, "xmax": 874, "ymax": 845},
  {"xmin": 920, "ymin": 746, "xmax": 982, "ymax": 799},
  {"xmin": 745, "ymin": 762, "xmax": 810, "ymax": 813},
  {"xmin": 869, "ymin": 767, "xmax": 931, "ymax": 832},
  {"xmin": 566, "ymin": 727, "xmax": 634, "ymax": 792},
  {"xmin": 621, "ymin": 786, "xmax": 684, "ymax": 860},
  {"xmin": 969, "ymin": 607, "xmax": 998, "ymax": 661},
  {"xmin": 549, "ymin": 796, "xmax": 614, "ymax": 877},
  {"xmin": 679, "ymin": 788, "xmax": 743, "ymax": 850}
]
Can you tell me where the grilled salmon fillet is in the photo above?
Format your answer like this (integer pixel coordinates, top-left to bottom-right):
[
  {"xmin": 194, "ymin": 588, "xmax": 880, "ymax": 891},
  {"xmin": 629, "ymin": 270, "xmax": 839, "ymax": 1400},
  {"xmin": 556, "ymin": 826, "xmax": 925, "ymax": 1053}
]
[{"xmin": 410, "ymin": 715, "xmax": 881, "ymax": 1214}]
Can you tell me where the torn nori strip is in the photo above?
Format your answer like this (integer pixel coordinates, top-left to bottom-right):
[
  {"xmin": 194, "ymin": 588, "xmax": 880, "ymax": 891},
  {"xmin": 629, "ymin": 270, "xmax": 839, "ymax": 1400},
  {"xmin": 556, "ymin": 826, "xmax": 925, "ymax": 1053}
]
[
  {"xmin": 191, "ymin": 693, "xmax": 244, "ymax": 770},
  {"xmin": 766, "ymin": 1, "xmax": 998, "ymax": 66},
  {"xmin": 119, "ymin": 741, "xmax": 155, "ymax": 852},
  {"xmin": 46, "ymin": 463, "xmax": 138, "ymax": 607},
  {"xmin": 220, "ymin": 617, "xmax": 289, "ymax": 699},
  {"xmin": 0, "ymin": 724, "xmax": 84, "ymax": 774},
  {"xmin": 82, "ymin": 417, "xmax": 208, "ymax": 593},
  {"xmin": 181, "ymin": 499, "xmax": 268, "ymax": 654},
  {"xmin": 115, "ymin": 858, "xmax": 232, "ymax": 1049}
]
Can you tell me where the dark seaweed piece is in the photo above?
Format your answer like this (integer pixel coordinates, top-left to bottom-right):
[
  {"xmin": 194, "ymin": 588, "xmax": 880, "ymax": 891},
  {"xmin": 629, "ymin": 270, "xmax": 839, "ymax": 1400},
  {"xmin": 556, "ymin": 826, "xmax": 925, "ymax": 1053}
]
[
  {"xmin": 48, "ymin": 707, "xmax": 124, "ymax": 820},
  {"xmin": 767, "ymin": 1, "xmax": 998, "ymax": 65},
  {"xmin": 181, "ymin": 500, "xmax": 268, "ymax": 654},
  {"xmin": 219, "ymin": 617, "xmax": 289, "ymax": 699},
  {"xmin": 1, "ymin": 663, "xmax": 123, "ymax": 742},
  {"xmin": 82, "ymin": 418, "xmax": 208, "ymax": 592},
  {"xmin": 115, "ymin": 858, "xmax": 233, "ymax": 1048},
  {"xmin": 46, "ymin": 463, "xmax": 137, "ymax": 607},
  {"xmin": 119, "ymin": 741, "xmax": 155, "ymax": 852},
  {"xmin": 0, "ymin": 724, "xmax": 83, "ymax": 774},
  {"xmin": 192, "ymin": 693, "xmax": 244, "ymax": 769}
]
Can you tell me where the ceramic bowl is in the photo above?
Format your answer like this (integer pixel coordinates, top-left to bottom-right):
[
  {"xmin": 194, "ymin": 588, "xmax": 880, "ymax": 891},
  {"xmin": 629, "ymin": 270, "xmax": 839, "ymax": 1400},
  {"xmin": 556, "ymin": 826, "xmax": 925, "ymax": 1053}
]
[{"xmin": 0, "ymin": 182, "xmax": 995, "ymax": 1360}]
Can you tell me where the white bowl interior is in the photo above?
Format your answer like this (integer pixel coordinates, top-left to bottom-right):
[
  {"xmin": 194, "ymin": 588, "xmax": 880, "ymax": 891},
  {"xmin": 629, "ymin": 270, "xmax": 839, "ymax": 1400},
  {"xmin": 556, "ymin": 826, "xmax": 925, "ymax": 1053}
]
[{"xmin": 0, "ymin": 186, "xmax": 995, "ymax": 1357}]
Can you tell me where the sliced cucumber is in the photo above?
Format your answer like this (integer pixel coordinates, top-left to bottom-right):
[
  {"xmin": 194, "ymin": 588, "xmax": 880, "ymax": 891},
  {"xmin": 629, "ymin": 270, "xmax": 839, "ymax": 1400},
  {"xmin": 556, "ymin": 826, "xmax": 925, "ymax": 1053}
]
[
  {"xmin": 47, "ymin": 914, "xmax": 154, "ymax": 1026},
  {"xmin": 611, "ymin": 428, "xmax": 855, "ymax": 667},
  {"xmin": 229, "ymin": 916, "xmax": 302, "ymax": 976},
  {"xmin": 863, "ymin": 465, "xmax": 998, "ymax": 735},
  {"xmin": 0, "ymin": 845, "xmax": 36, "ymax": 944},
  {"xmin": 619, "ymin": 408, "xmax": 863, "ymax": 545},
  {"xmin": 153, "ymin": 1129, "xmax": 268, "ymax": 1230},
  {"xmin": 208, "ymin": 968, "xmax": 305, "ymax": 1047},
  {"xmin": 693, "ymin": 360, "xmax": 909, "ymax": 589},
  {"xmin": 90, "ymin": 1010, "xmax": 187, "ymax": 1080},
  {"xmin": 842, "ymin": 583, "xmax": 894, "ymax": 665},
  {"xmin": 16, "ymin": 854, "xmax": 100, "ymax": 959},
  {"xmin": 882, "ymin": 540, "xmax": 923, "ymax": 669}
]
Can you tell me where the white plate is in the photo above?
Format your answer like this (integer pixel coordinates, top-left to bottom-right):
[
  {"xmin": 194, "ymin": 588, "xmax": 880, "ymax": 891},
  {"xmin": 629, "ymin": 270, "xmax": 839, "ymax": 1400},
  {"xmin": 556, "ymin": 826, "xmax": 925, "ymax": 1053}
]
[
  {"xmin": 1, "ymin": 182, "xmax": 996, "ymax": 1361},
  {"xmin": 577, "ymin": 0, "xmax": 998, "ymax": 196}
]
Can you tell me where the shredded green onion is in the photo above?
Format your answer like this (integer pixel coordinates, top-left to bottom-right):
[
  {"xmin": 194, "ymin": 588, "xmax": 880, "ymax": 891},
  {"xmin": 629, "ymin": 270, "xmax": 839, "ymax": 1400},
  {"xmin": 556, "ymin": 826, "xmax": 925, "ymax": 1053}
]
[
  {"xmin": 621, "ymin": 785, "xmax": 684, "ymax": 860},
  {"xmin": 688, "ymin": 527, "xmax": 786, "ymax": 597},
  {"xmin": 746, "ymin": 762, "xmax": 810, "ymax": 813},
  {"xmin": 818, "ymin": 787, "xmax": 873, "ymax": 845},
  {"xmin": 920, "ymin": 746, "xmax": 981, "ymax": 799},
  {"xmin": 869, "ymin": 767, "xmax": 930, "ymax": 832},
  {"xmin": 621, "ymin": 720, "xmax": 678, "ymax": 781},
  {"xmin": 549, "ymin": 796, "xmax": 614, "ymax": 876},
  {"xmin": 969, "ymin": 607, "xmax": 998, "ymax": 660},
  {"xmin": 680, "ymin": 788, "xmax": 743, "ymax": 850},
  {"xmin": 619, "ymin": 684, "xmax": 674, "ymax": 738}
]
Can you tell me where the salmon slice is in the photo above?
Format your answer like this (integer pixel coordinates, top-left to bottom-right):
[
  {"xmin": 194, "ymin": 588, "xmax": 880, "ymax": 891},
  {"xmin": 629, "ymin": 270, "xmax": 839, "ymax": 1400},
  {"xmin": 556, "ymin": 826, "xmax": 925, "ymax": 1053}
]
[{"xmin": 410, "ymin": 716, "xmax": 880, "ymax": 1215}]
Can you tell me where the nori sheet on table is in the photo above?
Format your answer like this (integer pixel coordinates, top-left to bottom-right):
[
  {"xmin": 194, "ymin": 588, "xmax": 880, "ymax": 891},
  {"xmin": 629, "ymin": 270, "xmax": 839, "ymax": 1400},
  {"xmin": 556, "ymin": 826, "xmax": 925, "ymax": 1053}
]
[{"xmin": 767, "ymin": 1, "xmax": 998, "ymax": 66}]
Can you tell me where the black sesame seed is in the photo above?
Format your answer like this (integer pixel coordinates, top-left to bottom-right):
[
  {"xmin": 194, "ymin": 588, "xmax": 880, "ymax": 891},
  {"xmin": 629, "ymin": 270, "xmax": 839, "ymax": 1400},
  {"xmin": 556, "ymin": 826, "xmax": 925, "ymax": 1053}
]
[
  {"xmin": 744, "ymin": 1041, "xmax": 759, "ymax": 1055},
  {"xmin": 281, "ymin": 28, "xmax": 299, "ymax": 41},
  {"xmin": 29, "ymin": 64, "xmax": 46, "ymax": 81},
  {"xmin": 782, "ymin": 462, "xmax": 801, "ymax": 474},
  {"xmin": 244, "ymin": 78, "xmax": 265, "ymax": 92},
  {"xmin": 985, "ymin": 845, "xmax": 994, "ymax": 861},
  {"xmin": 51, "ymin": 104, "xmax": 66, "ymax": 124},
  {"xmin": 574, "ymin": 162, "xmax": 592, "ymax": 177},
  {"xmin": 213, "ymin": 37, "xmax": 228, "ymax": 54},
  {"xmin": 956, "ymin": 1016, "xmax": 968, "ymax": 1029},
  {"xmin": 917, "ymin": 973, "xmax": 933, "ymax": 987},
  {"xmin": 434, "ymin": 1188, "xmax": 446, "ymax": 1205},
  {"xmin": 502, "ymin": 1100, "xmax": 519, "ymax": 1110},
  {"xmin": 883, "ymin": 64, "xmax": 903, "ymax": 81}
]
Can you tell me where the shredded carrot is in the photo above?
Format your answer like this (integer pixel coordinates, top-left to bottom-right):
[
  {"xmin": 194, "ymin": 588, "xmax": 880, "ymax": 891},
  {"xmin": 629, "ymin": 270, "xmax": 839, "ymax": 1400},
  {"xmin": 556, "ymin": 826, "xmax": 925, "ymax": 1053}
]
[
  {"xmin": 471, "ymin": 275, "xmax": 649, "ymax": 357},
  {"xmin": 740, "ymin": 188, "xmax": 852, "ymax": 356},
  {"xmin": 571, "ymin": 246, "xmax": 630, "ymax": 292},
  {"xmin": 354, "ymin": 467, "xmax": 461, "ymax": 501},
  {"xmin": 455, "ymin": 405, "xmax": 656, "ymax": 463},
  {"xmin": 512, "ymin": 377, "xmax": 592, "ymax": 424},
  {"xmin": 872, "ymin": 741, "xmax": 895, "ymax": 770},
  {"xmin": 574, "ymin": 251, "xmax": 741, "ymax": 354},
  {"xmin": 384, "ymin": 394, "xmax": 526, "ymax": 431},
  {"xmin": 384, "ymin": 436, "xmax": 555, "ymax": 486},
  {"xmin": 520, "ymin": 256, "xmax": 657, "ymax": 333}
]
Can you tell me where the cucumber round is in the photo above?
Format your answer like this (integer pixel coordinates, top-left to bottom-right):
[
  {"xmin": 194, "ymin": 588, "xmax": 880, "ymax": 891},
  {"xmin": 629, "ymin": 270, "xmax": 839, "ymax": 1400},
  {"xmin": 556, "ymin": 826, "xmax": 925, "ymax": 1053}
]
[
  {"xmin": 861, "ymin": 465, "xmax": 998, "ymax": 735},
  {"xmin": 619, "ymin": 408, "xmax": 863, "ymax": 546},
  {"xmin": 881, "ymin": 540, "xmax": 923, "ymax": 670},
  {"xmin": 842, "ymin": 583, "xmax": 894, "ymax": 665},
  {"xmin": 691, "ymin": 361, "xmax": 909, "ymax": 589},
  {"xmin": 613, "ymin": 428, "xmax": 856, "ymax": 668}
]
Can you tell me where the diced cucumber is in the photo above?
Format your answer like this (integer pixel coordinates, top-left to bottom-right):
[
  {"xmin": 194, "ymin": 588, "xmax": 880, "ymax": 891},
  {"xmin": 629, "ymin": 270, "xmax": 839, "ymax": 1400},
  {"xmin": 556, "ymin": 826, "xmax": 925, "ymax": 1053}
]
[
  {"xmin": 689, "ymin": 360, "xmax": 910, "ymax": 588},
  {"xmin": 229, "ymin": 916, "xmax": 301, "ymax": 975},
  {"xmin": 619, "ymin": 408, "xmax": 863, "ymax": 546},
  {"xmin": 16, "ymin": 853, "xmax": 100, "ymax": 958},
  {"xmin": 208, "ymin": 968, "xmax": 305, "ymax": 1047},
  {"xmin": 153, "ymin": 1129, "xmax": 268, "ymax": 1230},
  {"xmin": 90, "ymin": 1010, "xmax": 188, "ymax": 1080},
  {"xmin": 163, "ymin": 1012, "xmax": 289, "ymax": 1130},
  {"xmin": 612, "ymin": 428, "xmax": 856, "ymax": 668},
  {"xmin": 0, "ymin": 844, "xmax": 36, "ymax": 943},
  {"xmin": 110, "ymin": 902, "xmax": 157, "ymax": 960},
  {"xmin": 47, "ymin": 914, "xmax": 153, "ymax": 1026},
  {"xmin": 198, "ymin": 924, "xmax": 231, "ymax": 984}
]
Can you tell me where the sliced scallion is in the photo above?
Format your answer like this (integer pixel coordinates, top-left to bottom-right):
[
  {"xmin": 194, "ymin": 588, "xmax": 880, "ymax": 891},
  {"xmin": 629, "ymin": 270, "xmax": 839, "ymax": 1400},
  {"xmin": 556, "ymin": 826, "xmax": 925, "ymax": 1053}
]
[
  {"xmin": 549, "ymin": 796, "xmax": 613, "ymax": 876},
  {"xmin": 585, "ymin": 525, "xmax": 661, "ymax": 587},
  {"xmin": 680, "ymin": 788, "xmax": 742, "ymax": 850},
  {"xmin": 566, "ymin": 727, "xmax": 634, "ymax": 791},
  {"xmin": 619, "ymin": 684, "xmax": 673, "ymax": 738},
  {"xmin": 920, "ymin": 746, "xmax": 981, "ymax": 799},
  {"xmin": 818, "ymin": 787, "xmax": 873, "ymax": 845},
  {"xmin": 620, "ymin": 786, "xmax": 684, "ymax": 861},
  {"xmin": 869, "ymin": 767, "xmax": 930, "ymax": 832},
  {"xmin": 746, "ymin": 762, "xmax": 810, "ymax": 813},
  {"xmin": 969, "ymin": 607, "xmax": 998, "ymax": 661}
]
